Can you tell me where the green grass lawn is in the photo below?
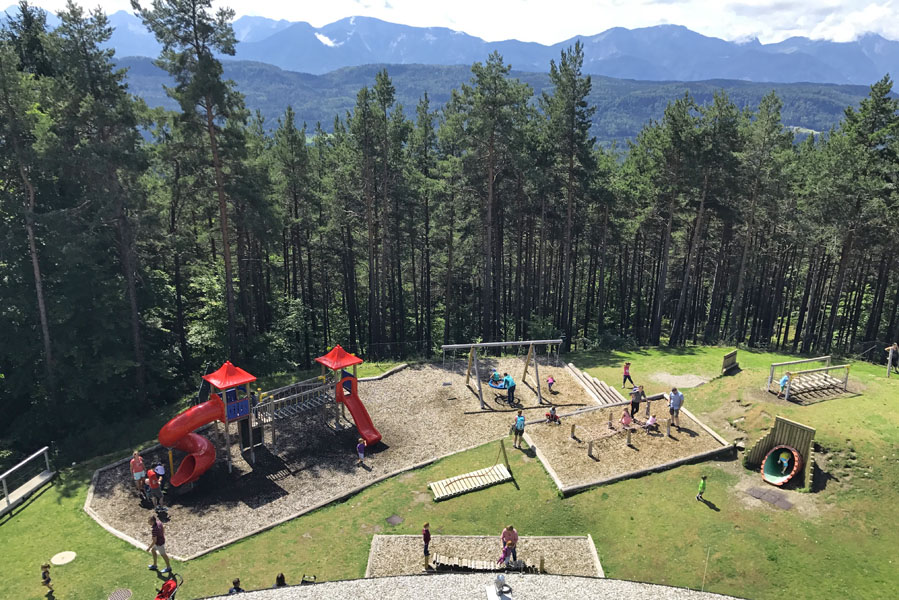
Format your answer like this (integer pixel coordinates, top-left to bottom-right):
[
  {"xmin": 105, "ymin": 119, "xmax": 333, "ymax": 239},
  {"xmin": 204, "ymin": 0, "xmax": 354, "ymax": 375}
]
[{"xmin": 4, "ymin": 348, "xmax": 898, "ymax": 599}]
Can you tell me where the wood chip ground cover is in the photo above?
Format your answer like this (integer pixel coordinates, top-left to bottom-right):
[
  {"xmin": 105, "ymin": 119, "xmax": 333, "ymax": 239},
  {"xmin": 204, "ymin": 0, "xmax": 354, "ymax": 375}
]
[
  {"xmin": 526, "ymin": 407, "xmax": 724, "ymax": 489},
  {"xmin": 87, "ymin": 358, "xmax": 592, "ymax": 557}
]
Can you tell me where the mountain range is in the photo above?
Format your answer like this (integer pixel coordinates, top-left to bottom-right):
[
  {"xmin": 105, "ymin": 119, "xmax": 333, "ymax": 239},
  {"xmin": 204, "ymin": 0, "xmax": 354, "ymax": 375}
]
[
  {"xmin": 5, "ymin": 7, "xmax": 898, "ymax": 85},
  {"xmin": 120, "ymin": 57, "xmax": 876, "ymax": 146}
]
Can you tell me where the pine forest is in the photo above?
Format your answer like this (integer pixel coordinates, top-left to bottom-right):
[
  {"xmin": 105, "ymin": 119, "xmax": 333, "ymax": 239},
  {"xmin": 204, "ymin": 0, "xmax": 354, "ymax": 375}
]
[{"xmin": 2, "ymin": 1, "xmax": 898, "ymax": 454}]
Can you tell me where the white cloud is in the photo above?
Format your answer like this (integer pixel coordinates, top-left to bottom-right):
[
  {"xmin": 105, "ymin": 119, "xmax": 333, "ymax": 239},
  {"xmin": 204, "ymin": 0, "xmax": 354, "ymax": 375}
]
[{"xmin": 21, "ymin": 0, "xmax": 899, "ymax": 44}]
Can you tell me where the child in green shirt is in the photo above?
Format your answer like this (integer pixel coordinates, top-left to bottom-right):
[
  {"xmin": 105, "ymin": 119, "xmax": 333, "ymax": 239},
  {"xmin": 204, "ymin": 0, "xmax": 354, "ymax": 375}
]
[{"xmin": 696, "ymin": 475, "xmax": 707, "ymax": 501}]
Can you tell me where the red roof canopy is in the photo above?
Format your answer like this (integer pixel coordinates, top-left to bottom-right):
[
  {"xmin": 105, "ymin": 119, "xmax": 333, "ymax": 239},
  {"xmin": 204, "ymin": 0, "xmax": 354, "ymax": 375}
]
[
  {"xmin": 202, "ymin": 361, "xmax": 257, "ymax": 389},
  {"xmin": 315, "ymin": 345, "xmax": 364, "ymax": 370}
]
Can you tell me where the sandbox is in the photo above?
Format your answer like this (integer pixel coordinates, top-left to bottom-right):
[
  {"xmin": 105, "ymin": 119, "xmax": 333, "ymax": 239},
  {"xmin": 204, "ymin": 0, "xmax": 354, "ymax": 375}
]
[{"xmin": 525, "ymin": 406, "xmax": 732, "ymax": 495}]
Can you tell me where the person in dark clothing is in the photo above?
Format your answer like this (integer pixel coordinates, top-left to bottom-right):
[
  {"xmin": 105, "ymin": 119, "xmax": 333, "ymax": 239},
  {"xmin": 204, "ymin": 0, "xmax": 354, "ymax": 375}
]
[{"xmin": 228, "ymin": 578, "xmax": 244, "ymax": 594}]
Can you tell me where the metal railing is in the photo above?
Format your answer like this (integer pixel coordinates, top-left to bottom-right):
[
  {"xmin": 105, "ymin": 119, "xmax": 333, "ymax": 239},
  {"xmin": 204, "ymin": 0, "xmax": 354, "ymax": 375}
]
[{"xmin": 1, "ymin": 446, "xmax": 50, "ymax": 508}]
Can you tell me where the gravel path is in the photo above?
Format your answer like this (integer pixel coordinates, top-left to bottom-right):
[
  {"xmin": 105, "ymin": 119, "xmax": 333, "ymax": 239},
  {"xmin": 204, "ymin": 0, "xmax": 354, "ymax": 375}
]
[
  {"xmin": 87, "ymin": 359, "xmax": 592, "ymax": 557},
  {"xmin": 366, "ymin": 535, "xmax": 601, "ymax": 577},
  {"xmin": 526, "ymin": 407, "xmax": 724, "ymax": 489},
  {"xmin": 202, "ymin": 573, "xmax": 742, "ymax": 599}
]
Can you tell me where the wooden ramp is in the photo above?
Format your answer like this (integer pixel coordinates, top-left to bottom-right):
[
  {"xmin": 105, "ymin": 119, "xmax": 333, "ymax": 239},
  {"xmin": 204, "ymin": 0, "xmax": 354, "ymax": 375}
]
[
  {"xmin": 1, "ymin": 469, "xmax": 55, "ymax": 518},
  {"xmin": 431, "ymin": 553, "xmax": 539, "ymax": 574},
  {"xmin": 428, "ymin": 464, "xmax": 512, "ymax": 501}
]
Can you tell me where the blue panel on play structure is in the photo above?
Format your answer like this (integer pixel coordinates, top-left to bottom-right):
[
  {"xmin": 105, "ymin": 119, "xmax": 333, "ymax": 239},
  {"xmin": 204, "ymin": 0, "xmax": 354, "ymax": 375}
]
[
  {"xmin": 226, "ymin": 398, "xmax": 250, "ymax": 421},
  {"xmin": 342, "ymin": 370, "xmax": 353, "ymax": 392}
]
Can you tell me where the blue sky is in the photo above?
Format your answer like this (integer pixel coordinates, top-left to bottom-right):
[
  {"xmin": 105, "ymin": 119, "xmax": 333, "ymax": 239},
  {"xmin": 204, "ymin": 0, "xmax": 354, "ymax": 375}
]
[{"xmin": 20, "ymin": 0, "xmax": 899, "ymax": 44}]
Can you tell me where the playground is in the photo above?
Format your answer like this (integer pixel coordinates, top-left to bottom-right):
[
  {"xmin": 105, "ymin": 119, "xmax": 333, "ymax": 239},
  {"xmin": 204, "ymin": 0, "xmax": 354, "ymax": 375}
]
[
  {"xmin": 86, "ymin": 351, "xmax": 588, "ymax": 558},
  {"xmin": 8, "ymin": 346, "xmax": 899, "ymax": 600}
]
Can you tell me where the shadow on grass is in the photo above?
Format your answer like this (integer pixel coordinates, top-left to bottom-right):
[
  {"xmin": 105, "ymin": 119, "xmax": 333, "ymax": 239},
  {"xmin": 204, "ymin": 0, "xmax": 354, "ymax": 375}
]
[
  {"xmin": 0, "ymin": 482, "xmax": 55, "ymax": 526},
  {"xmin": 567, "ymin": 345, "xmax": 705, "ymax": 369},
  {"xmin": 700, "ymin": 498, "xmax": 721, "ymax": 511}
]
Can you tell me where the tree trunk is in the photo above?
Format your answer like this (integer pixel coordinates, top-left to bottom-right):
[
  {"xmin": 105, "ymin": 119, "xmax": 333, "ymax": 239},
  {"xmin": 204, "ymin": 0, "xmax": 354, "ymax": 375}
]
[{"xmin": 204, "ymin": 97, "xmax": 238, "ymax": 359}]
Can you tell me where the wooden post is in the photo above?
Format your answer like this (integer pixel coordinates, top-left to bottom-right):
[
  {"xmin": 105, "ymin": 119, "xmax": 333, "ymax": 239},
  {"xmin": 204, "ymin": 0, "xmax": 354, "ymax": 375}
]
[
  {"xmin": 645, "ymin": 398, "xmax": 651, "ymax": 418},
  {"xmin": 534, "ymin": 348, "xmax": 543, "ymax": 405},
  {"xmin": 473, "ymin": 349, "xmax": 485, "ymax": 410},
  {"xmin": 626, "ymin": 428, "xmax": 632, "ymax": 447},
  {"xmin": 522, "ymin": 343, "xmax": 533, "ymax": 381},
  {"xmin": 887, "ymin": 348, "xmax": 893, "ymax": 378},
  {"xmin": 540, "ymin": 556, "xmax": 545, "ymax": 574},
  {"xmin": 465, "ymin": 347, "xmax": 474, "ymax": 386},
  {"xmin": 587, "ymin": 440, "xmax": 594, "ymax": 458},
  {"xmin": 607, "ymin": 411, "xmax": 612, "ymax": 429},
  {"xmin": 500, "ymin": 438, "xmax": 511, "ymax": 475},
  {"xmin": 784, "ymin": 378, "xmax": 792, "ymax": 403},
  {"xmin": 423, "ymin": 553, "xmax": 429, "ymax": 571},
  {"xmin": 666, "ymin": 419, "xmax": 671, "ymax": 438},
  {"xmin": 843, "ymin": 365, "xmax": 850, "ymax": 391},
  {"xmin": 570, "ymin": 424, "xmax": 576, "ymax": 439},
  {"xmin": 224, "ymin": 419, "xmax": 232, "ymax": 473}
]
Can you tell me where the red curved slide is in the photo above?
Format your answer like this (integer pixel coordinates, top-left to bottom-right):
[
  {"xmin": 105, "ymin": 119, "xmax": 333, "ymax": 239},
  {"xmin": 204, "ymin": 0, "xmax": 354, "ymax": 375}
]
[
  {"xmin": 158, "ymin": 397, "xmax": 226, "ymax": 487},
  {"xmin": 337, "ymin": 377, "xmax": 381, "ymax": 445}
]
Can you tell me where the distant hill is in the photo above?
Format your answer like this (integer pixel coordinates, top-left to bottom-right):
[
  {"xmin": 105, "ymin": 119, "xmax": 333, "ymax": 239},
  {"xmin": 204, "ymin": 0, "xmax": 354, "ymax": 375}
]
[
  {"xmin": 120, "ymin": 57, "xmax": 876, "ymax": 145},
  {"xmin": 4, "ymin": 6, "xmax": 897, "ymax": 85}
]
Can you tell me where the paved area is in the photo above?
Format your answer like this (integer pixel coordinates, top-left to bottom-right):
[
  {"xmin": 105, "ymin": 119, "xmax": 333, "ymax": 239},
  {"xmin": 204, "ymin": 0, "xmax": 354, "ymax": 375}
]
[{"xmin": 746, "ymin": 486, "xmax": 793, "ymax": 510}]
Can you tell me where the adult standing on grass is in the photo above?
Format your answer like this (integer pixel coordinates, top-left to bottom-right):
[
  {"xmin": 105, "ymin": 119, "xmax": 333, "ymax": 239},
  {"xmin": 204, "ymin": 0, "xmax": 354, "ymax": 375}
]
[
  {"xmin": 622, "ymin": 362, "xmax": 634, "ymax": 388},
  {"xmin": 501, "ymin": 525, "xmax": 519, "ymax": 562},
  {"xmin": 147, "ymin": 515, "xmax": 172, "ymax": 574},
  {"xmin": 512, "ymin": 411, "xmax": 526, "ymax": 449},
  {"xmin": 130, "ymin": 450, "xmax": 146, "ymax": 496},
  {"xmin": 668, "ymin": 387, "xmax": 684, "ymax": 430},
  {"xmin": 503, "ymin": 372, "xmax": 517, "ymax": 405}
]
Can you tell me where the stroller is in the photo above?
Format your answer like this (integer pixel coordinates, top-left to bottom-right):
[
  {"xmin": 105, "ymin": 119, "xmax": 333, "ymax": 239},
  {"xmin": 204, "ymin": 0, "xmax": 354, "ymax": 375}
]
[{"xmin": 154, "ymin": 574, "xmax": 182, "ymax": 600}]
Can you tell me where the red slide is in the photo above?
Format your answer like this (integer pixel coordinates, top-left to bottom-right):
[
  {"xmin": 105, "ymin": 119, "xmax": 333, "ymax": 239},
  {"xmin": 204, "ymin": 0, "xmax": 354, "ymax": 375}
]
[
  {"xmin": 337, "ymin": 376, "xmax": 381, "ymax": 445},
  {"xmin": 158, "ymin": 397, "xmax": 226, "ymax": 487}
]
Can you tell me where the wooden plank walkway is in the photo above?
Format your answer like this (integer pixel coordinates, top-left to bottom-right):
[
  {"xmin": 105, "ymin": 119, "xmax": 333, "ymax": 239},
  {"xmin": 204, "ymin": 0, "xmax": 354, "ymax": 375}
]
[
  {"xmin": 428, "ymin": 464, "xmax": 512, "ymax": 501},
  {"xmin": 1, "ymin": 469, "xmax": 55, "ymax": 518},
  {"xmin": 431, "ymin": 553, "xmax": 539, "ymax": 574}
]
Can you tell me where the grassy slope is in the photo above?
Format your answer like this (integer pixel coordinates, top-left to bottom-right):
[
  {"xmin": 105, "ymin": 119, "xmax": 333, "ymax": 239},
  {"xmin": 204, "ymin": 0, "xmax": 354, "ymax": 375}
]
[{"xmin": 5, "ymin": 349, "xmax": 897, "ymax": 600}]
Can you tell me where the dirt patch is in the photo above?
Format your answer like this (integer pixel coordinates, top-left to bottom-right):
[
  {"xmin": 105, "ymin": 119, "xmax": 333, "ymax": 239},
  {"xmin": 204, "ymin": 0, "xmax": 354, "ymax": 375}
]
[
  {"xmin": 526, "ymin": 407, "xmax": 726, "ymax": 490},
  {"xmin": 87, "ymin": 358, "xmax": 593, "ymax": 558},
  {"xmin": 366, "ymin": 535, "xmax": 600, "ymax": 577},
  {"xmin": 649, "ymin": 372, "xmax": 708, "ymax": 388},
  {"xmin": 724, "ymin": 459, "xmax": 822, "ymax": 518}
]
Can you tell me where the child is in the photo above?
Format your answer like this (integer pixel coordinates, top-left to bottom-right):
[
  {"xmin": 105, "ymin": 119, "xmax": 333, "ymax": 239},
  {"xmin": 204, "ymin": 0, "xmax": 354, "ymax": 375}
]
[
  {"xmin": 622, "ymin": 362, "xmax": 635, "ymax": 388},
  {"xmin": 619, "ymin": 408, "xmax": 633, "ymax": 428},
  {"xmin": 777, "ymin": 372, "xmax": 791, "ymax": 398},
  {"xmin": 498, "ymin": 540, "xmax": 515, "ymax": 566},
  {"xmin": 642, "ymin": 414, "xmax": 658, "ymax": 432},
  {"xmin": 356, "ymin": 438, "xmax": 366, "ymax": 466},
  {"xmin": 490, "ymin": 371, "xmax": 503, "ymax": 386},
  {"xmin": 422, "ymin": 522, "xmax": 431, "ymax": 556},
  {"xmin": 778, "ymin": 450, "xmax": 792, "ymax": 474},
  {"xmin": 545, "ymin": 406, "xmax": 561, "ymax": 425},
  {"xmin": 696, "ymin": 475, "xmax": 707, "ymax": 501},
  {"xmin": 546, "ymin": 376, "xmax": 556, "ymax": 393},
  {"xmin": 146, "ymin": 469, "xmax": 166, "ymax": 512},
  {"xmin": 41, "ymin": 563, "xmax": 53, "ymax": 594}
]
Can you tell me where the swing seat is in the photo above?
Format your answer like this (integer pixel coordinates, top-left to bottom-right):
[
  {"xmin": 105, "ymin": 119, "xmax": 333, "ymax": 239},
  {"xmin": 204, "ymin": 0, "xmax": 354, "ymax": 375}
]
[{"xmin": 488, "ymin": 381, "xmax": 507, "ymax": 390}]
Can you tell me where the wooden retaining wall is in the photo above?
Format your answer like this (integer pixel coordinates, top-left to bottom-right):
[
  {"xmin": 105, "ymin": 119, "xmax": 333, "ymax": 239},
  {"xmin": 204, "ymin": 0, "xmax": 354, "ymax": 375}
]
[{"xmin": 722, "ymin": 350, "xmax": 738, "ymax": 374}]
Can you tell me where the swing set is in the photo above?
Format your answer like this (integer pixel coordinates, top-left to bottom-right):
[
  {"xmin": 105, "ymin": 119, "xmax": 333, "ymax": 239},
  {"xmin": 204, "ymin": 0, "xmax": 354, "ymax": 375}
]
[{"xmin": 441, "ymin": 339, "xmax": 562, "ymax": 409}]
